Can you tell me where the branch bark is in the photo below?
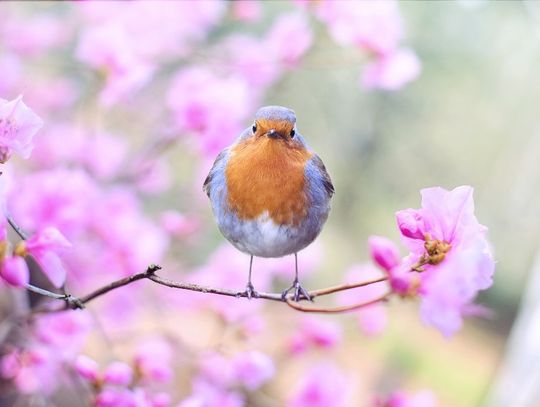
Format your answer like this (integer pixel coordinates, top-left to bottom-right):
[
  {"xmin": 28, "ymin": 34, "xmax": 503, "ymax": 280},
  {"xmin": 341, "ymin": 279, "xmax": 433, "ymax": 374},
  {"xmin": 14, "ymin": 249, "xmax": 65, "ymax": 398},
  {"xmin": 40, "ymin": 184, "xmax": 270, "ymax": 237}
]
[{"xmin": 29, "ymin": 264, "xmax": 391, "ymax": 315}]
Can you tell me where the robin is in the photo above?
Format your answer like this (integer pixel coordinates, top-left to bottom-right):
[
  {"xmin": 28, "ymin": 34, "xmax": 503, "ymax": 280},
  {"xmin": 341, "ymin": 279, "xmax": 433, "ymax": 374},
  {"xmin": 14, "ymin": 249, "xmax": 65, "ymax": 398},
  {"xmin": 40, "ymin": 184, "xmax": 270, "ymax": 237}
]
[{"xmin": 203, "ymin": 106, "xmax": 334, "ymax": 301}]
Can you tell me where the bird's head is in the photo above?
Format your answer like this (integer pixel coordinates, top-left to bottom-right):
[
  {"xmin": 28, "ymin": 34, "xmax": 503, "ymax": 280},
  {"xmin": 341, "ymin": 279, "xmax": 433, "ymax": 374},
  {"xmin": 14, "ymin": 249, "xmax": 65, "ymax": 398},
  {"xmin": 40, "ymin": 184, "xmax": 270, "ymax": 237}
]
[{"xmin": 251, "ymin": 106, "xmax": 298, "ymax": 144}]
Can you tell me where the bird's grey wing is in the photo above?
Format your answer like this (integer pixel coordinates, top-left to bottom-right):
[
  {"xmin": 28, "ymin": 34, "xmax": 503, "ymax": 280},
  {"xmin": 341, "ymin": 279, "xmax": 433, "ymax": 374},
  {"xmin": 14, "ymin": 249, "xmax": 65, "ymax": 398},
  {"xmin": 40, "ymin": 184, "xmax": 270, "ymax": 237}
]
[
  {"xmin": 203, "ymin": 148, "xmax": 229, "ymax": 197},
  {"xmin": 308, "ymin": 154, "xmax": 334, "ymax": 198}
]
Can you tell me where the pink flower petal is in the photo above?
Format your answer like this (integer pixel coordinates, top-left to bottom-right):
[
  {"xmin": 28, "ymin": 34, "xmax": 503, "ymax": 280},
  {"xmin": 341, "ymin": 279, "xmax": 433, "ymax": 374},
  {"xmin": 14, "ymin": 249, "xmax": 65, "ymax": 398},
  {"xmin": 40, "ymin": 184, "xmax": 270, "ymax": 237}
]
[
  {"xmin": 74, "ymin": 355, "xmax": 100, "ymax": 382},
  {"xmin": 0, "ymin": 95, "xmax": 43, "ymax": 161},
  {"xmin": 1, "ymin": 256, "xmax": 29, "ymax": 287},
  {"xmin": 32, "ymin": 250, "xmax": 66, "ymax": 288},
  {"xmin": 103, "ymin": 361, "xmax": 133, "ymax": 386}
]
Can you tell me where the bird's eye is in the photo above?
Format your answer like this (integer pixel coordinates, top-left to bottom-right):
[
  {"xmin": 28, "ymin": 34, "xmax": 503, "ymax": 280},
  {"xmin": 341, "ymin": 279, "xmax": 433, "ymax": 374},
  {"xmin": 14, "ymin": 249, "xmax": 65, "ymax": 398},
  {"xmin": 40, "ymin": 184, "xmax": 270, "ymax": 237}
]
[
  {"xmin": 252, "ymin": 124, "xmax": 257, "ymax": 133},
  {"xmin": 290, "ymin": 129, "xmax": 296, "ymax": 138}
]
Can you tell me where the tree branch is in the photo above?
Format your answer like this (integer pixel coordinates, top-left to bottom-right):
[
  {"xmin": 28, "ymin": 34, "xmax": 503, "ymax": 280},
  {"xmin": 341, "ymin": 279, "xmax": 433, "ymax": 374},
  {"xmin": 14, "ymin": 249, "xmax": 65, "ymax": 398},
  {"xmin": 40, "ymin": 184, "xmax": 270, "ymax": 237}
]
[
  {"xmin": 6, "ymin": 213, "xmax": 396, "ymax": 316},
  {"xmin": 28, "ymin": 264, "xmax": 393, "ymax": 315}
]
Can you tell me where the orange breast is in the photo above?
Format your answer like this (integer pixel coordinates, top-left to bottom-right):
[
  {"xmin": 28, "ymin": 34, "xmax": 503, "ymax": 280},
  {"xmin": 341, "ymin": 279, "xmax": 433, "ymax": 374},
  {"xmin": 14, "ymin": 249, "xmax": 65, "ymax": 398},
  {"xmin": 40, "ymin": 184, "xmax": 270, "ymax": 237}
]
[{"xmin": 225, "ymin": 137, "xmax": 312, "ymax": 226}]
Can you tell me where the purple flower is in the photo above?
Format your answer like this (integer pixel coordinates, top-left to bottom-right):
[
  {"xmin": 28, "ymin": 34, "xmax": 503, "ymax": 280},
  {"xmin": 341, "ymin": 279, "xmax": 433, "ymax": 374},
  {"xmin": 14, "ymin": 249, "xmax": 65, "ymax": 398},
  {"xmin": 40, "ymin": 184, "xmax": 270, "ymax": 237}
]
[
  {"xmin": 0, "ymin": 96, "xmax": 43, "ymax": 162},
  {"xmin": 266, "ymin": 12, "xmax": 313, "ymax": 68},
  {"xmin": 287, "ymin": 316, "xmax": 342, "ymax": 354},
  {"xmin": 21, "ymin": 227, "xmax": 72, "ymax": 287},
  {"xmin": 134, "ymin": 339, "xmax": 173, "ymax": 384},
  {"xmin": 396, "ymin": 186, "xmax": 495, "ymax": 336},
  {"xmin": 377, "ymin": 389, "xmax": 437, "ymax": 407},
  {"xmin": 74, "ymin": 355, "xmax": 100, "ymax": 383},
  {"xmin": 362, "ymin": 48, "xmax": 421, "ymax": 91},
  {"xmin": 167, "ymin": 66, "xmax": 253, "ymax": 156},
  {"xmin": 1, "ymin": 256, "xmax": 29, "ymax": 287},
  {"xmin": 368, "ymin": 235, "xmax": 401, "ymax": 271},
  {"xmin": 232, "ymin": 350, "xmax": 275, "ymax": 391},
  {"xmin": 103, "ymin": 362, "xmax": 133, "ymax": 386},
  {"xmin": 316, "ymin": 0, "xmax": 403, "ymax": 55},
  {"xmin": 288, "ymin": 363, "xmax": 350, "ymax": 407}
]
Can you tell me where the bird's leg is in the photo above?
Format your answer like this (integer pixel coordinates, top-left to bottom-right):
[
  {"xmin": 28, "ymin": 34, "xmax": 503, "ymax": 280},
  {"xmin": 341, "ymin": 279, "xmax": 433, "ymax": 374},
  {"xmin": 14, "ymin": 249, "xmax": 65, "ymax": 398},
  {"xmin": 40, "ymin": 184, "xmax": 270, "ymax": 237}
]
[
  {"xmin": 281, "ymin": 253, "xmax": 312, "ymax": 302},
  {"xmin": 244, "ymin": 255, "xmax": 258, "ymax": 299}
]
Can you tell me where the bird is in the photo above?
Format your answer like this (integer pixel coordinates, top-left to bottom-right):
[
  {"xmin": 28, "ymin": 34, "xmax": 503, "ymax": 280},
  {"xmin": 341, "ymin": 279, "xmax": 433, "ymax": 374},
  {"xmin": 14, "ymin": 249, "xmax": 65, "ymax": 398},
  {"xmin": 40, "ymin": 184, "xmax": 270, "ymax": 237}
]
[{"xmin": 203, "ymin": 106, "xmax": 334, "ymax": 301}]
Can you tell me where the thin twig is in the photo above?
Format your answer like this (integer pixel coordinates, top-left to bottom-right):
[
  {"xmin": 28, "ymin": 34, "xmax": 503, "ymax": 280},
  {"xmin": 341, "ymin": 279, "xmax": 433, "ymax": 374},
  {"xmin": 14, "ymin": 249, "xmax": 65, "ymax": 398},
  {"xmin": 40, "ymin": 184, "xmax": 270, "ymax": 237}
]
[
  {"xmin": 148, "ymin": 274, "xmax": 285, "ymax": 302},
  {"xmin": 309, "ymin": 276, "xmax": 388, "ymax": 298},
  {"xmin": 79, "ymin": 265, "xmax": 161, "ymax": 304},
  {"xmin": 285, "ymin": 292, "xmax": 392, "ymax": 313},
  {"xmin": 25, "ymin": 284, "xmax": 68, "ymax": 300},
  {"xmin": 6, "ymin": 214, "xmax": 28, "ymax": 240}
]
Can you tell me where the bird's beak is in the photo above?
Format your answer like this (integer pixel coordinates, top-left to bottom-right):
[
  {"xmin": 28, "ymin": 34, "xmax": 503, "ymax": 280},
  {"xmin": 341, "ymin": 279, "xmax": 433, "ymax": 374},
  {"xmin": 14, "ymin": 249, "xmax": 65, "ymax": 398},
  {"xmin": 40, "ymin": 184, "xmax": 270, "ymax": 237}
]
[{"xmin": 266, "ymin": 129, "xmax": 281, "ymax": 139}]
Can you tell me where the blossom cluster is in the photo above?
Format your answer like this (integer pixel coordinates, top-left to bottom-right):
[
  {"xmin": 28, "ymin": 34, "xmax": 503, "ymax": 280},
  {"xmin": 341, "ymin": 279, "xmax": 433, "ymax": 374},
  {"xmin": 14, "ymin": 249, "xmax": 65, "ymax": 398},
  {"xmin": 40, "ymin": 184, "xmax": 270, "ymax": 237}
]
[{"xmin": 368, "ymin": 186, "xmax": 495, "ymax": 336}]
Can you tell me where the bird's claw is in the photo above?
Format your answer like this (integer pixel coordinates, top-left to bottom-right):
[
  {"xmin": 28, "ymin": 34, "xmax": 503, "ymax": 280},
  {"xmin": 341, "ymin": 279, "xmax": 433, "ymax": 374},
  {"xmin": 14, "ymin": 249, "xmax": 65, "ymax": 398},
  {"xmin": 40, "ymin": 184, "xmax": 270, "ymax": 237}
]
[
  {"xmin": 244, "ymin": 282, "xmax": 259, "ymax": 300},
  {"xmin": 281, "ymin": 280, "xmax": 312, "ymax": 302}
]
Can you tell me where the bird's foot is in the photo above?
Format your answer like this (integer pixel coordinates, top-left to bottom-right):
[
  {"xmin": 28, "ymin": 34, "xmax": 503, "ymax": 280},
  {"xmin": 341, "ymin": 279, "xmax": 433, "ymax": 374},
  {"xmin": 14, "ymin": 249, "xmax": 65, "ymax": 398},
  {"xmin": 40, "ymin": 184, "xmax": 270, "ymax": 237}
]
[
  {"xmin": 243, "ymin": 282, "xmax": 259, "ymax": 300},
  {"xmin": 281, "ymin": 280, "xmax": 312, "ymax": 302}
]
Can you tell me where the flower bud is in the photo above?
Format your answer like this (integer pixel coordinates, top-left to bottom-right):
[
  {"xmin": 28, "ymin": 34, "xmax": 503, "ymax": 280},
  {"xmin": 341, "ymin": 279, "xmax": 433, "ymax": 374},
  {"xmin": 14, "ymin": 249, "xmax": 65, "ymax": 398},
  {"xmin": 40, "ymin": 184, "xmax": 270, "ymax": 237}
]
[
  {"xmin": 368, "ymin": 236, "xmax": 400, "ymax": 271},
  {"xmin": 75, "ymin": 355, "xmax": 100, "ymax": 382},
  {"xmin": 103, "ymin": 361, "xmax": 133, "ymax": 386},
  {"xmin": 1, "ymin": 256, "xmax": 29, "ymax": 287},
  {"xmin": 396, "ymin": 209, "xmax": 425, "ymax": 240}
]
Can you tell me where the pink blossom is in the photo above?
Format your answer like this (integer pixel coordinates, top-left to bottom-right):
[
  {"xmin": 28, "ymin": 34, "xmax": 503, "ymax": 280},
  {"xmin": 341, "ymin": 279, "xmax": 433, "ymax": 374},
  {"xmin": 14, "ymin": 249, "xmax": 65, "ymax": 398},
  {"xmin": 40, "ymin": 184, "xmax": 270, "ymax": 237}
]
[
  {"xmin": 167, "ymin": 67, "xmax": 253, "ymax": 156},
  {"xmin": 34, "ymin": 311, "xmax": 92, "ymax": 357},
  {"xmin": 1, "ymin": 256, "xmax": 29, "ymax": 287},
  {"xmin": 160, "ymin": 211, "xmax": 200, "ymax": 239},
  {"xmin": 79, "ymin": 132, "xmax": 128, "ymax": 180},
  {"xmin": 368, "ymin": 235, "xmax": 401, "ymax": 271},
  {"xmin": 224, "ymin": 35, "xmax": 282, "ymax": 89},
  {"xmin": 198, "ymin": 352, "xmax": 235, "ymax": 388},
  {"xmin": 362, "ymin": 48, "xmax": 421, "ymax": 91},
  {"xmin": 74, "ymin": 355, "xmax": 100, "ymax": 382},
  {"xmin": 288, "ymin": 316, "xmax": 342, "ymax": 355},
  {"xmin": 96, "ymin": 388, "xmax": 149, "ymax": 407},
  {"xmin": 91, "ymin": 189, "xmax": 169, "ymax": 278},
  {"xmin": 232, "ymin": 350, "xmax": 275, "ymax": 390},
  {"xmin": 152, "ymin": 393, "xmax": 172, "ymax": 407},
  {"xmin": 135, "ymin": 160, "xmax": 173, "ymax": 194},
  {"xmin": 104, "ymin": 362, "xmax": 133, "ymax": 386},
  {"xmin": 378, "ymin": 389, "xmax": 437, "ymax": 407},
  {"xmin": 1, "ymin": 347, "xmax": 61, "ymax": 395},
  {"xmin": 8, "ymin": 168, "xmax": 99, "ymax": 235},
  {"xmin": 338, "ymin": 265, "xmax": 389, "ymax": 336},
  {"xmin": 0, "ymin": 96, "xmax": 43, "ymax": 162},
  {"xmin": 239, "ymin": 314, "xmax": 266, "ymax": 337},
  {"xmin": 396, "ymin": 208, "xmax": 425, "ymax": 240},
  {"xmin": 25, "ymin": 78, "xmax": 79, "ymax": 113},
  {"xmin": 76, "ymin": 24, "xmax": 155, "ymax": 106},
  {"xmin": 179, "ymin": 379, "xmax": 244, "ymax": 407},
  {"xmin": 134, "ymin": 338, "xmax": 173, "ymax": 383},
  {"xmin": 25, "ymin": 227, "xmax": 72, "ymax": 287},
  {"xmin": 0, "ymin": 54, "xmax": 22, "ymax": 96},
  {"xmin": 232, "ymin": 0, "xmax": 262, "ymax": 22},
  {"xmin": 266, "ymin": 12, "xmax": 313, "ymax": 68},
  {"xmin": 78, "ymin": 1, "xmax": 225, "ymax": 61},
  {"xmin": 29, "ymin": 124, "xmax": 86, "ymax": 169},
  {"xmin": 316, "ymin": 0, "xmax": 403, "ymax": 55},
  {"xmin": 288, "ymin": 363, "xmax": 350, "ymax": 407},
  {"xmin": 223, "ymin": 13, "xmax": 311, "ymax": 89},
  {"xmin": 396, "ymin": 186, "xmax": 495, "ymax": 336},
  {"xmin": 2, "ymin": 14, "xmax": 70, "ymax": 56}
]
